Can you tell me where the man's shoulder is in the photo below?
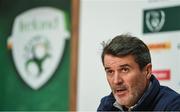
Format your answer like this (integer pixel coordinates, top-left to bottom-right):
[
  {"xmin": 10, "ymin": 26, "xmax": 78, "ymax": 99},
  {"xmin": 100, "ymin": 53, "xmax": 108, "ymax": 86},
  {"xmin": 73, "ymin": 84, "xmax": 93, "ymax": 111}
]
[
  {"xmin": 151, "ymin": 75, "xmax": 180, "ymax": 103},
  {"xmin": 97, "ymin": 93, "xmax": 119, "ymax": 111},
  {"xmin": 159, "ymin": 86, "xmax": 180, "ymax": 98},
  {"xmin": 143, "ymin": 76, "xmax": 180, "ymax": 111},
  {"xmin": 101, "ymin": 93, "xmax": 115, "ymax": 102},
  {"xmin": 158, "ymin": 85, "xmax": 180, "ymax": 110},
  {"xmin": 99, "ymin": 93, "xmax": 115, "ymax": 107}
]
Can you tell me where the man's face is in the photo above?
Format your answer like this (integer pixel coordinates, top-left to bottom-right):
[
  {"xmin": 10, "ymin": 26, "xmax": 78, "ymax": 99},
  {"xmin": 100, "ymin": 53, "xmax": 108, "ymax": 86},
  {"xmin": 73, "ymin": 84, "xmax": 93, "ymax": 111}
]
[{"xmin": 104, "ymin": 54, "xmax": 151, "ymax": 108}]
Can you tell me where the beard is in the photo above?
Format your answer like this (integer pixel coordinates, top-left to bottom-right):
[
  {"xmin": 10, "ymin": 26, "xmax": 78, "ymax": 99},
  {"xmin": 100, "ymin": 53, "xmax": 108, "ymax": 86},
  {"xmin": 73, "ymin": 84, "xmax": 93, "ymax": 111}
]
[{"xmin": 113, "ymin": 82, "xmax": 146, "ymax": 108}]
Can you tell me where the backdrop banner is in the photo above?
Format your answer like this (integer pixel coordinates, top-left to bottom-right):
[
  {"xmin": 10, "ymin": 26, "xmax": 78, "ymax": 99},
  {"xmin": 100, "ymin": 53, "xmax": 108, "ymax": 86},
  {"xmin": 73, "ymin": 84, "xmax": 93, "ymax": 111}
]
[
  {"xmin": 143, "ymin": 5, "xmax": 180, "ymax": 33},
  {"xmin": 0, "ymin": 0, "xmax": 71, "ymax": 110},
  {"xmin": 143, "ymin": 5, "xmax": 180, "ymax": 93}
]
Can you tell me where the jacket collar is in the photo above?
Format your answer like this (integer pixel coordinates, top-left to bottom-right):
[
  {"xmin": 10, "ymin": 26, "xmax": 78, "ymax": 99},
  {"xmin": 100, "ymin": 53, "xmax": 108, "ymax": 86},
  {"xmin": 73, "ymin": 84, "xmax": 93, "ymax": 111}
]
[{"xmin": 132, "ymin": 75, "xmax": 160, "ymax": 111}]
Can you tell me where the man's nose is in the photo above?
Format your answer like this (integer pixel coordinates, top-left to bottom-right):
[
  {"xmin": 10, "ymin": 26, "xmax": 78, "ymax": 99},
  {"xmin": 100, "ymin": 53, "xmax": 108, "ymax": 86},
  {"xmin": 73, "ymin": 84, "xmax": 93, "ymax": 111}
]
[{"xmin": 113, "ymin": 72, "xmax": 123, "ymax": 85}]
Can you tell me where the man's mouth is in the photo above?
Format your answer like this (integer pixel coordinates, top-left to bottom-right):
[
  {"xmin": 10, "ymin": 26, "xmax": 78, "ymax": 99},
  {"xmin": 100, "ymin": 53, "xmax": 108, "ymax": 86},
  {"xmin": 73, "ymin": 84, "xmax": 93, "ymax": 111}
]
[{"xmin": 114, "ymin": 87, "xmax": 127, "ymax": 96}]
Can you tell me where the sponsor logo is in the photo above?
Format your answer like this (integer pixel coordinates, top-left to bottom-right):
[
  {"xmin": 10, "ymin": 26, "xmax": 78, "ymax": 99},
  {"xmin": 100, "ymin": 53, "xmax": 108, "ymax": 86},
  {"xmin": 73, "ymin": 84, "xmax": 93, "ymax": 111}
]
[
  {"xmin": 147, "ymin": 42, "xmax": 171, "ymax": 51},
  {"xmin": 152, "ymin": 69, "xmax": 170, "ymax": 80},
  {"xmin": 145, "ymin": 10, "xmax": 165, "ymax": 32},
  {"xmin": 7, "ymin": 7, "xmax": 69, "ymax": 90}
]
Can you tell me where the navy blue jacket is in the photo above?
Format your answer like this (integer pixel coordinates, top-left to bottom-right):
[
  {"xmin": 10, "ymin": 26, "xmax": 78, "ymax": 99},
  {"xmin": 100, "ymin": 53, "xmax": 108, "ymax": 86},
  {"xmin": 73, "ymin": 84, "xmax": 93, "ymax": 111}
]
[{"xmin": 97, "ymin": 75, "xmax": 180, "ymax": 111}]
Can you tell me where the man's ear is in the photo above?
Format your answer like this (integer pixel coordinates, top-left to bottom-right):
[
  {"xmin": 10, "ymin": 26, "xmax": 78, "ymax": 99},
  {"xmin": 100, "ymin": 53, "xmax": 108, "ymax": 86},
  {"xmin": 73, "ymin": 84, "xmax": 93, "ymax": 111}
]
[{"xmin": 144, "ymin": 63, "xmax": 152, "ymax": 79}]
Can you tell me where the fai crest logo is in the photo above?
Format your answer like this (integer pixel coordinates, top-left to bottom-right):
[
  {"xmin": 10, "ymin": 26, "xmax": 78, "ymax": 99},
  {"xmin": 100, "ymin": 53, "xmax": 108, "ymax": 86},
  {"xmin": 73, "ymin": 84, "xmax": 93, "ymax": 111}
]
[
  {"xmin": 7, "ymin": 7, "xmax": 69, "ymax": 90},
  {"xmin": 145, "ymin": 10, "xmax": 165, "ymax": 32}
]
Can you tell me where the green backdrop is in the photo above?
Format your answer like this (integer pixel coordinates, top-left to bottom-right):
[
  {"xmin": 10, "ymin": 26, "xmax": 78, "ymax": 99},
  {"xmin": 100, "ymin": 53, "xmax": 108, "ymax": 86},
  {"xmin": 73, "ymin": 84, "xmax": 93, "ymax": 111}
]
[
  {"xmin": 143, "ymin": 5, "xmax": 180, "ymax": 33},
  {"xmin": 0, "ymin": 0, "xmax": 71, "ymax": 111}
]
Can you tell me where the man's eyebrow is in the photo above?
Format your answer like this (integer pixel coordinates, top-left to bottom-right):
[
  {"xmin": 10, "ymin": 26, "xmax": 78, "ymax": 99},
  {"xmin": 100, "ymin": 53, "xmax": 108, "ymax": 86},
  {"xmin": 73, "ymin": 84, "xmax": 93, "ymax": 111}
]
[
  {"xmin": 104, "ymin": 64, "xmax": 131, "ymax": 70},
  {"xmin": 119, "ymin": 64, "xmax": 131, "ymax": 68}
]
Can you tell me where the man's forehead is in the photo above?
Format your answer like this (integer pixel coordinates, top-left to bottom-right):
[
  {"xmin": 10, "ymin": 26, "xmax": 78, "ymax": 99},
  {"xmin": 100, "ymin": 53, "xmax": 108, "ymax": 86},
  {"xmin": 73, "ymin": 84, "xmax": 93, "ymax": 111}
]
[
  {"xmin": 104, "ymin": 55, "xmax": 135, "ymax": 66},
  {"xmin": 104, "ymin": 54, "xmax": 136, "ymax": 63}
]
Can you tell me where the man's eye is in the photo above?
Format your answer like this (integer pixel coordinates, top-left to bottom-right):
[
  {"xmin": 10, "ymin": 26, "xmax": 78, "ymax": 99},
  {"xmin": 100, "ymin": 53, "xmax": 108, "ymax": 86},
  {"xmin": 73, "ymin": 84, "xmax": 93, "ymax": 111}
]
[
  {"xmin": 106, "ymin": 70, "xmax": 114, "ymax": 75},
  {"xmin": 121, "ymin": 68, "xmax": 129, "ymax": 73}
]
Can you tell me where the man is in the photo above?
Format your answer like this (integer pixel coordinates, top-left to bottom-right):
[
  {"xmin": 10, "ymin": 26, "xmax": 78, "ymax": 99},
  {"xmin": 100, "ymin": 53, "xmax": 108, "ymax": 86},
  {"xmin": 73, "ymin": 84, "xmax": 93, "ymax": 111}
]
[{"xmin": 97, "ymin": 34, "xmax": 180, "ymax": 111}]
